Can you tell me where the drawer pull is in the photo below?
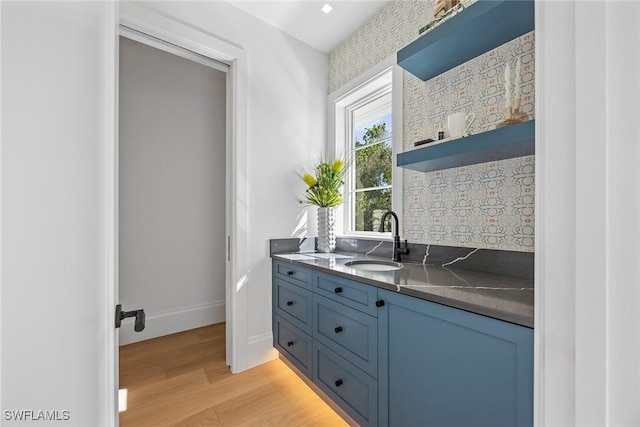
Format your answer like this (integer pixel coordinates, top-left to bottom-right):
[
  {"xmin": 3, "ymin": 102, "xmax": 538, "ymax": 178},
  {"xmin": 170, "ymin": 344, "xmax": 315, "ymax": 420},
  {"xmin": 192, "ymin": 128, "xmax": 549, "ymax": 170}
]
[
  {"xmin": 334, "ymin": 287, "xmax": 343, "ymax": 294},
  {"xmin": 335, "ymin": 379, "xmax": 343, "ymax": 387},
  {"xmin": 286, "ymin": 301, "xmax": 294, "ymax": 306},
  {"xmin": 334, "ymin": 326, "xmax": 343, "ymax": 333},
  {"xmin": 376, "ymin": 299, "xmax": 385, "ymax": 308},
  {"xmin": 287, "ymin": 341, "xmax": 294, "ymax": 347},
  {"xmin": 287, "ymin": 271, "xmax": 295, "ymax": 276}
]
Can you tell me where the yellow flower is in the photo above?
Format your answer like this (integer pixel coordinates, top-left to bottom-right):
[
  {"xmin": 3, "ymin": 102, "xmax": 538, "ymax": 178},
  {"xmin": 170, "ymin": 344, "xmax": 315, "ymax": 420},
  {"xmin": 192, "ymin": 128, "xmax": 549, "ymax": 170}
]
[
  {"xmin": 332, "ymin": 160, "xmax": 345, "ymax": 173},
  {"xmin": 302, "ymin": 173, "xmax": 317, "ymax": 187}
]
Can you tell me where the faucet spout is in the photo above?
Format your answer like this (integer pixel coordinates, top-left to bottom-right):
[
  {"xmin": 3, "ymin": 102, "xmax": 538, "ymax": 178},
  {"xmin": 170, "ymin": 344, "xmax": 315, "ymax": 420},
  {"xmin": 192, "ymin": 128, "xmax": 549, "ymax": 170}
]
[{"xmin": 379, "ymin": 210, "xmax": 409, "ymax": 262}]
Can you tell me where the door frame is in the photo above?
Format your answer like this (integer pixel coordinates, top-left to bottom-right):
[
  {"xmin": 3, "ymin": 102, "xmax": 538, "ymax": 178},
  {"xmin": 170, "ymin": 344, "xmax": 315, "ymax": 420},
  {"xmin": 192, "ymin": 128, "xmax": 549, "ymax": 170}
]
[{"xmin": 109, "ymin": 2, "xmax": 249, "ymax": 421}]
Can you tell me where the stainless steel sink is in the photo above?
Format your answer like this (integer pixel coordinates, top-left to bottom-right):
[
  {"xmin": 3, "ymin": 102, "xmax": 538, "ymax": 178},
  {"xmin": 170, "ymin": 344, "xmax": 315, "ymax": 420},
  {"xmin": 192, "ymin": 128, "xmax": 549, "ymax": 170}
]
[{"xmin": 344, "ymin": 260, "xmax": 404, "ymax": 271}]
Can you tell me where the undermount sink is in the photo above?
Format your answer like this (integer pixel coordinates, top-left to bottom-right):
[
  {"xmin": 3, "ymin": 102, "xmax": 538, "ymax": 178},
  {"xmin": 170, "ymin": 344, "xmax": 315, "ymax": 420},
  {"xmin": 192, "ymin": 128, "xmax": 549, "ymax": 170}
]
[{"xmin": 344, "ymin": 260, "xmax": 404, "ymax": 271}]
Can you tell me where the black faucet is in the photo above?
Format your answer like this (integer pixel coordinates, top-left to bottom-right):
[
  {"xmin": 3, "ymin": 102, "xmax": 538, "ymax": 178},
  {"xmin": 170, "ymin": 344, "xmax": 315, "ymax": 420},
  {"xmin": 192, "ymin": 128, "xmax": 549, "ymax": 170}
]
[{"xmin": 378, "ymin": 210, "xmax": 409, "ymax": 262}]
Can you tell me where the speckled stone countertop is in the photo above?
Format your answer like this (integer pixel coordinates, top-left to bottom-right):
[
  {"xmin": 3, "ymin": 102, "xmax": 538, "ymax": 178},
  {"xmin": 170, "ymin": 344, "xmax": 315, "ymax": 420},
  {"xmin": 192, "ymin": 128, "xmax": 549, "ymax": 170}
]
[{"xmin": 272, "ymin": 251, "xmax": 534, "ymax": 328}]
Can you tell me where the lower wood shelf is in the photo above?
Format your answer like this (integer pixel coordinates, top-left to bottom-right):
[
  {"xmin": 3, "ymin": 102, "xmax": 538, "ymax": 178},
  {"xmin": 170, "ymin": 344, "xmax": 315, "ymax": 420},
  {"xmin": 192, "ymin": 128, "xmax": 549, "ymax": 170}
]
[{"xmin": 398, "ymin": 119, "xmax": 535, "ymax": 172}]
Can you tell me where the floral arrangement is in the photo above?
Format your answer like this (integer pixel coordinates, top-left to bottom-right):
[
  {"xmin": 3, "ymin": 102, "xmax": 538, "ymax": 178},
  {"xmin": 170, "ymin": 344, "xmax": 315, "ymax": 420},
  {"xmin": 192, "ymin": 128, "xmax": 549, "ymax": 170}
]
[{"xmin": 300, "ymin": 158, "xmax": 347, "ymax": 207}]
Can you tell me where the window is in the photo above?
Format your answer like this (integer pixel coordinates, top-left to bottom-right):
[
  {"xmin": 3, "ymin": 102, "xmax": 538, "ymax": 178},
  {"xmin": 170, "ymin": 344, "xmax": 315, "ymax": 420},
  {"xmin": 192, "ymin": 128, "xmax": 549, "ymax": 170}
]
[
  {"xmin": 347, "ymin": 90, "xmax": 392, "ymax": 233},
  {"xmin": 330, "ymin": 62, "xmax": 401, "ymax": 237}
]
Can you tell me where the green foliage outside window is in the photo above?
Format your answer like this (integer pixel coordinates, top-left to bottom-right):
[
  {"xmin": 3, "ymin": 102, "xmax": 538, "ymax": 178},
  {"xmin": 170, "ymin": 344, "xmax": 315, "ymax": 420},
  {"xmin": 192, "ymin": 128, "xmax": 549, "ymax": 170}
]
[{"xmin": 354, "ymin": 123, "xmax": 392, "ymax": 231}]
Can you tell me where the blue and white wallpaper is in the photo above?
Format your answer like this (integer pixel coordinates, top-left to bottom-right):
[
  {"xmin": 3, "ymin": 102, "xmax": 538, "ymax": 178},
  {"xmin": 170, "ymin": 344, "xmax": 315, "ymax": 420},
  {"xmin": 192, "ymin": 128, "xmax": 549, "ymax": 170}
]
[{"xmin": 329, "ymin": 0, "xmax": 535, "ymax": 252}]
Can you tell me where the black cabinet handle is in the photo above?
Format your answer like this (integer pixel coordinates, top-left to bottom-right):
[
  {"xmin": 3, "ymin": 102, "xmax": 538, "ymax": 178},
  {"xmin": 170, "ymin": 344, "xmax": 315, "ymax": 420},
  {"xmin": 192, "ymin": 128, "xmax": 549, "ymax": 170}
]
[
  {"xmin": 335, "ymin": 379, "xmax": 343, "ymax": 387},
  {"xmin": 287, "ymin": 271, "xmax": 294, "ymax": 276},
  {"xmin": 376, "ymin": 300, "xmax": 385, "ymax": 308},
  {"xmin": 334, "ymin": 287, "xmax": 343, "ymax": 294},
  {"xmin": 287, "ymin": 341, "xmax": 294, "ymax": 347},
  {"xmin": 334, "ymin": 326, "xmax": 343, "ymax": 333},
  {"xmin": 286, "ymin": 301, "xmax": 294, "ymax": 306}
]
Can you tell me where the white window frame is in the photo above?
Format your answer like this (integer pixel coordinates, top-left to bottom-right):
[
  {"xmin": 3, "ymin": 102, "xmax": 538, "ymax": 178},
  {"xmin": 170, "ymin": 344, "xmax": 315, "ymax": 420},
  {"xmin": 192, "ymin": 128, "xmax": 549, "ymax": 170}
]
[
  {"xmin": 346, "ymin": 87, "xmax": 393, "ymax": 234},
  {"xmin": 328, "ymin": 55, "xmax": 403, "ymax": 239}
]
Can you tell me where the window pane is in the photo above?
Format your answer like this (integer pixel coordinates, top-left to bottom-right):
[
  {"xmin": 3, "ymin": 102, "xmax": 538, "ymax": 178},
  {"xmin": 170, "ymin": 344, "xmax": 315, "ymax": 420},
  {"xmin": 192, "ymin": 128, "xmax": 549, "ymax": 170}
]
[
  {"xmin": 355, "ymin": 141, "xmax": 393, "ymax": 189},
  {"xmin": 354, "ymin": 188, "xmax": 392, "ymax": 232},
  {"xmin": 353, "ymin": 92, "xmax": 392, "ymax": 148}
]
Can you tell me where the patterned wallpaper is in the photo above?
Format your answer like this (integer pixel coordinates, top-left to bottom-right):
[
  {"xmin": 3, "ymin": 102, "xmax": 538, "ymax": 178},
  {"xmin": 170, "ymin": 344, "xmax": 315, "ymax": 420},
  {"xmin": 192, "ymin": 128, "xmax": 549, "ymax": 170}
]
[{"xmin": 329, "ymin": 0, "xmax": 535, "ymax": 252}]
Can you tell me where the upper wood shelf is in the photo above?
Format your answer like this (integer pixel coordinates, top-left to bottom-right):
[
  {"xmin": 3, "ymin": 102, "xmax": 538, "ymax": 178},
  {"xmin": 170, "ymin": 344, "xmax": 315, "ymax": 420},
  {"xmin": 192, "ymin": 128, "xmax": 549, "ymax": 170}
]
[
  {"xmin": 397, "ymin": 120, "xmax": 535, "ymax": 172},
  {"xmin": 397, "ymin": 0, "xmax": 535, "ymax": 81}
]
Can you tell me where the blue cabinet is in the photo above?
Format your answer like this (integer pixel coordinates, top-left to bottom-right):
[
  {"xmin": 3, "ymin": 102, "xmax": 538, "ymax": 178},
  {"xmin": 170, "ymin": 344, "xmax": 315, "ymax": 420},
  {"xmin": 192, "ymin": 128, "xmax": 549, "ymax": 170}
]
[
  {"xmin": 274, "ymin": 277, "xmax": 313, "ymax": 334},
  {"xmin": 377, "ymin": 288, "xmax": 533, "ymax": 427},
  {"xmin": 273, "ymin": 315, "xmax": 313, "ymax": 378},
  {"xmin": 313, "ymin": 293, "xmax": 378, "ymax": 378},
  {"xmin": 313, "ymin": 341, "xmax": 378, "ymax": 427},
  {"xmin": 273, "ymin": 261, "xmax": 380, "ymax": 426},
  {"xmin": 313, "ymin": 271, "xmax": 379, "ymax": 316},
  {"xmin": 272, "ymin": 261, "xmax": 533, "ymax": 427}
]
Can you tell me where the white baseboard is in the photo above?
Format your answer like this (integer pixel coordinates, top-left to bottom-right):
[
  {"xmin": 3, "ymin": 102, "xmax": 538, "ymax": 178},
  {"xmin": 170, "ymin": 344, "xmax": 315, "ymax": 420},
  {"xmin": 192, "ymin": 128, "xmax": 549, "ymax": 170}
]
[
  {"xmin": 119, "ymin": 300, "xmax": 225, "ymax": 345},
  {"xmin": 245, "ymin": 331, "xmax": 278, "ymax": 369}
]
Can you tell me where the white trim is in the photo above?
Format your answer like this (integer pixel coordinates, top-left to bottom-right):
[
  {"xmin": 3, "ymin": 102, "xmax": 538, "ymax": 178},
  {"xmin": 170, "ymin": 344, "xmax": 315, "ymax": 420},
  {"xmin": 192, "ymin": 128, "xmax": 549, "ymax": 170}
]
[
  {"xmin": 111, "ymin": 5, "xmax": 250, "ymax": 422},
  {"xmin": 246, "ymin": 332, "xmax": 278, "ymax": 370},
  {"xmin": 328, "ymin": 55, "xmax": 403, "ymax": 238},
  {"xmin": 0, "ymin": 0, "xmax": 4, "ymax": 417},
  {"xmin": 535, "ymin": 2, "xmax": 640, "ymax": 425},
  {"xmin": 247, "ymin": 331, "xmax": 273, "ymax": 345},
  {"xmin": 103, "ymin": 2, "xmax": 119, "ymax": 426},
  {"xmin": 119, "ymin": 301, "xmax": 226, "ymax": 345},
  {"xmin": 119, "ymin": 3, "xmax": 242, "ymax": 63},
  {"xmin": 533, "ymin": 3, "xmax": 544, "ymax": 426},
  {"xmin": 119, "ymin": 25, "xmax": 229, "ymax": 73}
]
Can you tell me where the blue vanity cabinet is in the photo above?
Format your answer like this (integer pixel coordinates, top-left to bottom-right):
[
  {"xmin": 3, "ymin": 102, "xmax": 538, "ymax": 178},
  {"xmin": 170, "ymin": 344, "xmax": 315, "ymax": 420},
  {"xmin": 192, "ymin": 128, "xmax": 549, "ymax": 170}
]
[
  {"xmin": 273, "ymin": 261, "xmax": 380, "ymax": 426},
  {"xmin": 272, "ymin": 261, "xmax": 314, "ymax": 378},
  {"xmin": 272, "ymin": 261, "xmax": 533, "ymax": 427},
  {"xmin": 312, "ymin": 341, "xmax": 378, "ymax": 427},
  {"xmin": 273, "ymin": 315, "xmax": 313, "ymax": 378},
  {"xmin": 377, "ymin": 288, "xmax": 533, "ymax": 427},
  {"xmin": 311, "ymin": 273, "xmax": 381, "ymax": 426}
]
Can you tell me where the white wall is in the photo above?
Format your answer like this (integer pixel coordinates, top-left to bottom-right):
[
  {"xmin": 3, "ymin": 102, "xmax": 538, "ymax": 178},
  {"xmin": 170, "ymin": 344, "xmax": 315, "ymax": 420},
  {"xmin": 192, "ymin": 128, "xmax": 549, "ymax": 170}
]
[
  {"xmin": 0, "ymin": 1, "xmax": 116, "ymax": 425},
  {"xmin": 536, "ymin": 1, "xmax": 640, "ymax": 425},
  {"xmin": 118, "ymin": 36, "xmax": 226, "ymax": 345},
  {"xmin": 0, "ymin": 0, "xmax": 327, "ymax": 423},
  {"xmin": 131, "ymin": 1, "xmax": 329, "ymax": 367}
]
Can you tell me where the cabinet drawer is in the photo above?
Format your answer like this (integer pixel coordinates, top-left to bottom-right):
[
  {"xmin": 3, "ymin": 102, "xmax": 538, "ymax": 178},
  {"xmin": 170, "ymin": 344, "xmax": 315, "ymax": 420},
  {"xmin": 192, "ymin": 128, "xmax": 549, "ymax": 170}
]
[
  {"xmin": 274, "ymin": 315, "xmax": 312, "ymax": 378},
  {"xmin": 313, "ymin": 342, "xmax": 377, "ymax": 427},
  {"xmin": 274, "ymin": 278, "xmax": 312, "ymax": 334},
  {"xmin": 273, "ymin": 260, "xmax": 311, "ymax": 289},
  {"xmin": 313, "ymin": 293, "xmax": 377, "ymax": 377},
  {"xmin": 313, "ymin": 271, "xmax": 379, "ymax": 316}
]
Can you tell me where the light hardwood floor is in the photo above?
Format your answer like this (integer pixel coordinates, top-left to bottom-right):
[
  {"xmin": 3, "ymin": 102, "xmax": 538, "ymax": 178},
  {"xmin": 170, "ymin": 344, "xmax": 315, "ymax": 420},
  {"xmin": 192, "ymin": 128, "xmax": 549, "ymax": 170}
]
[{"xmin": 119, "ymin": 323, "xmax": 348, "ymax": 426}]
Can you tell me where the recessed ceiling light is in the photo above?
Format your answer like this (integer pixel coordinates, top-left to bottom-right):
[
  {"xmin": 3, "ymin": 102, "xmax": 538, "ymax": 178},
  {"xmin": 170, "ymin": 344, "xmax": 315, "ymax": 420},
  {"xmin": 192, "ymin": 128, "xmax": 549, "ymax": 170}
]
[{"xmin": 321, "ymin": 3, "xmax": 333, "ymax": 14}]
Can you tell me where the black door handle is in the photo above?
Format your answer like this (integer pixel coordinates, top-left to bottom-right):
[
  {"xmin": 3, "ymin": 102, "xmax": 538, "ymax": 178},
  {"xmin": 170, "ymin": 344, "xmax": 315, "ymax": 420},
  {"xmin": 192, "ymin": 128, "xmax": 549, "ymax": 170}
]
[{"xmin": 115, "ymin": 304, "xmax": 146, "ymax": 332}]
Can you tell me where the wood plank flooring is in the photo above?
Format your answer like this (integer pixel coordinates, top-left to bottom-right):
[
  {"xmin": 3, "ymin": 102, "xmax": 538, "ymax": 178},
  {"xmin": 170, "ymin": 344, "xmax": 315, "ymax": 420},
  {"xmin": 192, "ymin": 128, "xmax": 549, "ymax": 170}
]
[{"xmin": 119, "ymin": 323, "xmax": 347, "ymax": 426}]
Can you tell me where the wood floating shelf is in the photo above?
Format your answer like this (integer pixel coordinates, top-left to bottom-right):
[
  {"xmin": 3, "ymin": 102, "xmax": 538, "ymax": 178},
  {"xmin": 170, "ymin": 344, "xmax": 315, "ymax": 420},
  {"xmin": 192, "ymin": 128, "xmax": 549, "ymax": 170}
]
[
  {"xmin": 397, "ymin": 0, "xmax": 535, "ymax": 81},
  {"xmin": 397, "ymin": 120, "xmax": 535, "ymax": 173}
]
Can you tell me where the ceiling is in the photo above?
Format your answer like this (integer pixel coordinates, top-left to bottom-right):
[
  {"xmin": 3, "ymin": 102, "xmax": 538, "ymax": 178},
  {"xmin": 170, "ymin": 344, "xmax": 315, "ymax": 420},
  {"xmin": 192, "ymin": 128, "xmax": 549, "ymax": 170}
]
[{"xmin": 225, "ymin": 0, "xmax": 389, "ymax": 53}]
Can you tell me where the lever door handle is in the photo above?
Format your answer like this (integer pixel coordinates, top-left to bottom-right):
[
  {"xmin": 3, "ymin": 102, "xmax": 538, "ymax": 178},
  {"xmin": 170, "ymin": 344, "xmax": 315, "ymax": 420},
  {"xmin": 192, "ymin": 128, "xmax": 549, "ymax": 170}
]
[{"xmin": 115, "ymin": 304, "xmax": 146, "ymax": 332}]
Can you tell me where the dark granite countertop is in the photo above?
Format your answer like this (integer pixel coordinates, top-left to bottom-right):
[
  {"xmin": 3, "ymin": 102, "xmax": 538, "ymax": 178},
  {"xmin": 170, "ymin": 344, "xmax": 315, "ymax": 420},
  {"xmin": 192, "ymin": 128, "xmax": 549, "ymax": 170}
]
[{"xmin": 272, "ymin": 251, "xmax": 534, "ymax": 328}]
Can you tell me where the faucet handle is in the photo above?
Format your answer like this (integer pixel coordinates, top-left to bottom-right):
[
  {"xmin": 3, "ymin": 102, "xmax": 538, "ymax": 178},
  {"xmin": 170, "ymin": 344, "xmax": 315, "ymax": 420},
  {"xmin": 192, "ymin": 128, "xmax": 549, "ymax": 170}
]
[{"xmin": 400, "ymin": 240, "xmax": 410, "ymax": 255}]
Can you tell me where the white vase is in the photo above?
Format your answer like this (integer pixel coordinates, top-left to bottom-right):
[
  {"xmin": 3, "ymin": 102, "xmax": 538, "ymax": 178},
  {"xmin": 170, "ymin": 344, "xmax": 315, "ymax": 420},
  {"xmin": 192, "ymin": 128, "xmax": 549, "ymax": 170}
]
[{"xmin": 317, "ymin": 207, "xmax": 336, "ymax": 253}]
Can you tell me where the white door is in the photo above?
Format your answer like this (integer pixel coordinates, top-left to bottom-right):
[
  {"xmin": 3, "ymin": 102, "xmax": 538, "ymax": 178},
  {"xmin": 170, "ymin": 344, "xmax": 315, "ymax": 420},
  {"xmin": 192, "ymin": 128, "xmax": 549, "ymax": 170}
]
[
  {"xmin": 1, "ymin": 2, "xmax": 248, "ymax": 424},
  {"xmin": 1, "ymin": 2, "xmax": 118, "ymax": 425}
]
